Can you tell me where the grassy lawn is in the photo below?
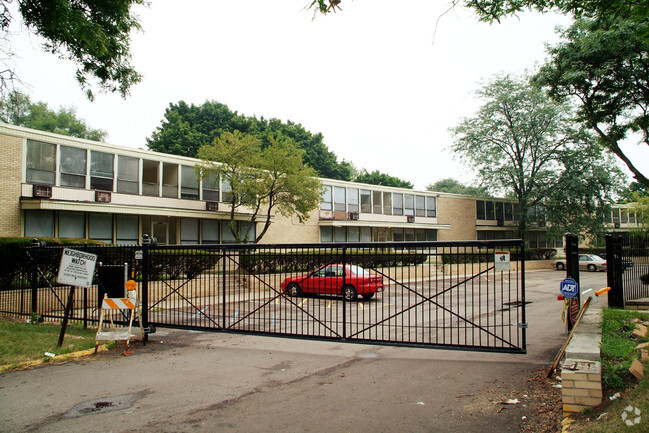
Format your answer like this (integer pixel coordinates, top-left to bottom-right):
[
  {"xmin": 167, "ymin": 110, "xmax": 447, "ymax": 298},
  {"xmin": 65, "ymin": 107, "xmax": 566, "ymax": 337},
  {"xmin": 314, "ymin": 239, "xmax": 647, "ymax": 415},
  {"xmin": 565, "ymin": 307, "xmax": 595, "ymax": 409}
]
[
  {"xmin": 0, "ymin": 318, "xmax": 101, "ymax": 368},
  {"xmin": 568, "ymin": 308, "xmax": 649, "ymax": 432}
]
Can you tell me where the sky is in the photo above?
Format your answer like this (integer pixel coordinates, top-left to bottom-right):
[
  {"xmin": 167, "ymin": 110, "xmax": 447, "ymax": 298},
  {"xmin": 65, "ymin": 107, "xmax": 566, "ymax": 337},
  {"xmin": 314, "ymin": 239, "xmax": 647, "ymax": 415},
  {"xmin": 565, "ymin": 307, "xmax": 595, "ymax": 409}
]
[{"xmin": 8, "ymin": 0, "xmax": 645, "ymax": 191}]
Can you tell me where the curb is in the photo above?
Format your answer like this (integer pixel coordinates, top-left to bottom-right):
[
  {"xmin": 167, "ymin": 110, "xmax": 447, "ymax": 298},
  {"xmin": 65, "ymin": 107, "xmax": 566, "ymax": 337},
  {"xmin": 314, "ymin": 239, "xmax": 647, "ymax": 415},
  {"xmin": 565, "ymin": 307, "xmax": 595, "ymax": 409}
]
[{"xmin": 0, "ymin": 345, "xmax": 108, "ymax": 372}]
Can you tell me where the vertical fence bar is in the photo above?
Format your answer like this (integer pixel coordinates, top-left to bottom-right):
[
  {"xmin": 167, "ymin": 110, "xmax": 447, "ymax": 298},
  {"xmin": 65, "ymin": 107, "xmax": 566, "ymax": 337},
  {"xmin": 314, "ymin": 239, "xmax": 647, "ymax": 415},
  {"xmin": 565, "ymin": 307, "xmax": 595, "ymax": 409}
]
[{"xmin": 606, "ymin": 234, "xmax": 625, "ymax": 308}]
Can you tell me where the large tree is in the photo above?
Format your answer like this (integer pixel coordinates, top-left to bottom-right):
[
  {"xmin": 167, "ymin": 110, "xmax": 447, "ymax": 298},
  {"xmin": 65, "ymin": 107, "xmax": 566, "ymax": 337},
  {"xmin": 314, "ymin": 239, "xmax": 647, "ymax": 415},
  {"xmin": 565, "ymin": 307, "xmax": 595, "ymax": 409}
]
[
  {"xmin": 197, "ymin": 131, "xmax": 321, "ymax": 243},
  {"xmin": 426, "ymin": 178, "xmax": 489, "ymax": 197},
  {"xmin": 1, "ymin": 0, "xmax": 144, "ymax": 99},
  {"xmin": 535, "ymin": 16, "xmax": 649, "ymax": 189},
  {"xmin": 451, "ymin": 74, "xmax": 623, "ymax": 239},
  {"xmin": 0, "ymin": 90, "xmax": 106, "ymax": 140},
  {"xmin": 147, "ymin": 100, "xmax": 354, "ymax": 181},
  {"xmin": 353, "ymin": 169, "xmax": 413, "ymax": 189}
]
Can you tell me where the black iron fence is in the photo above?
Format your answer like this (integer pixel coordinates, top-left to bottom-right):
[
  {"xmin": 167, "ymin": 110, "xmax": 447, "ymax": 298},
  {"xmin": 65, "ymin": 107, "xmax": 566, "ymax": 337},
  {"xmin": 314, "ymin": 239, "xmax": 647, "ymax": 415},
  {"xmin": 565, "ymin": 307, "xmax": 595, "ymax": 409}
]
[{"xmin": 1, "ymin": 240, "xmax": 526, "ymax": 353}]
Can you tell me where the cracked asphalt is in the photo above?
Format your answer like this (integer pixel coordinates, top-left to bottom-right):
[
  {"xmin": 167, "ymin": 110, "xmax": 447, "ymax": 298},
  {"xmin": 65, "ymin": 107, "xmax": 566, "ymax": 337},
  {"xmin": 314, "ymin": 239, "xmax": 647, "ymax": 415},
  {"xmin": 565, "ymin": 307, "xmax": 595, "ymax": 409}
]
[{"xmin": 0, "ymin": 270, "xmax": 607, "ymax": 433}]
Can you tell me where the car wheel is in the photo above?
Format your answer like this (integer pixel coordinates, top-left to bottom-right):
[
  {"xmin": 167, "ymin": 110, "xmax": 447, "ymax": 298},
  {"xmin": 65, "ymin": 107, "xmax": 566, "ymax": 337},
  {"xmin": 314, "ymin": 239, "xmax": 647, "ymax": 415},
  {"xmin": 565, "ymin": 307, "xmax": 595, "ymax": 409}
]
[
  {"xmin": 556, "ymin": 262, "xmax": 565, "ymax": 271},
  {"xmin": 362, "ymin": 293, "xmax": 375, "ymax": 300},
  {"xmin": 286, "ymin": 282, "xmax": 302, "ymax": 297},
  {"xmin": 342, "ymin": 285, "xmax": 357, "ymax": 301},
  {"xmin": 587, "ymin": 264, "xmax": 597, "ymax": 272}
]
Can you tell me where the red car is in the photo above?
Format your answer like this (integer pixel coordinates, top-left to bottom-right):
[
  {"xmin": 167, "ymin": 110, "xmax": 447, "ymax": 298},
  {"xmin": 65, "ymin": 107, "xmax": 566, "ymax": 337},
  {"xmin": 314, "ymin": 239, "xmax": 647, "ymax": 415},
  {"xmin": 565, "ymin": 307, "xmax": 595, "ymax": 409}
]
[{"xmin": 281, "ymin": 264, "xmax": 384, "ymax": 301}]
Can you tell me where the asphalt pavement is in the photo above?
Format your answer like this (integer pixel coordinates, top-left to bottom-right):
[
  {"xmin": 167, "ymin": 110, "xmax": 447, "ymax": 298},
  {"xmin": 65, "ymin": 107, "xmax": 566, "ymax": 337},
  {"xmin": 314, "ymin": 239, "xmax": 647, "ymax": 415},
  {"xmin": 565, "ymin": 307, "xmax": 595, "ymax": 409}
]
[{"xmin": 0, "ymin": 269, "xmax": 608, "ymax": 433}]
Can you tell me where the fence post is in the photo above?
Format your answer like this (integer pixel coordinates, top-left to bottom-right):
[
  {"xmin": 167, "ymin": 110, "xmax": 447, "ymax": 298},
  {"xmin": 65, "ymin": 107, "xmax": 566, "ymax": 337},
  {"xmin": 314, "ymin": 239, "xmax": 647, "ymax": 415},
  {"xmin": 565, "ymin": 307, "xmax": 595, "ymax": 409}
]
[
  {"xmin": 342, "ymin": 246, "xmax": 347, "ymax": 340},
  {"xmin": 30, "ymin": 239, "xmax": 43, "ymax": 318},
  {"xmin": 565, "ymin": 233, "xmax": 580, "ymax": 330},
  {"xmin": 605, "ymin": 234, "xmax": 625, "ymax": 308},
  {"xmin": 141, "ymin": 234, "xmax": 151, "ymax": 341}
]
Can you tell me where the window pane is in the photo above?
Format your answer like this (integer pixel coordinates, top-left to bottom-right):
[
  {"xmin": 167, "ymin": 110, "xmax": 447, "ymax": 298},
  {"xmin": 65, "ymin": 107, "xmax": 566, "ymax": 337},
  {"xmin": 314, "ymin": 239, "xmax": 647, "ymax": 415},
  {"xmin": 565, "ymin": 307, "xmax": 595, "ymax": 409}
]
[
  {"xmin": 505, "ymin": 203, "xmax": 514, "ymax": 221},
  {"xmin": 221, "ymin": 179, "xmax": 233, "ymax": 203},
  {"xmin": 393, "ymin": 228, "xmax": 404, "ymax": 241},
  {"xmin": 415, "ymin": 196, "xmax": 425, "ymax": 217},
  {"xmin": 476, "ymin": 200, "xmax": 485, "ymax": 220},
  {"xmin": 24, "ymin": 210, "xmax": 55, "ymax": 237},
  {"xmin": 117, "ymin": 156, "xmax": 139, "ymax": 194},
  {"xmin": 404, "ymin": 194, "xmax": 414, "ymax": 216},
  {"xmin": 485, "ymin": 201, "xmax": 495, "ymax": 220},
  {"xmin": 496, "ymin": 202, "xmax": 505, "ymax": 221},
  {"xmin": 334, "ymin": 227, "xmax": 346, "ymax": 242},
  {"xmin": 320, "ymin": 226, "xmax": 333, "ymax": 242},
  {"xmin": 181, "ymin": 166, "xmax": 199, "ymax": 199},
  {"xmin": 27, "ymin": 140, "xmax": 56, "ymax": 185},
  {"xmin": 89, "ymin": 213, "xmax": 113, "ymax": 242},
  {"xmin": 116, "ymin": 215, "xmax": 138, "ymax": 245},
  {"xmin": 393, "ymin": 193, "xmax": 403, "ymax": 215},
  {"xmin": 372, "ymin": 191, "xmax": 382, "ymax": 214},
  {"xmin": 180, "ymin": 218, "xmax": 199, "ymax": 244},
  {"xmin": 426, "ymin": 196, "xmax": 437, "ymax": 217},
  {"xmin": 202, "ymin": 219, "xmax": 220, "ymax": 243},
  {"xmin": 90, "ymin": 151, "xmax": 113, "ymax": 177},
  {"xmin": 348, "ymin": 226, "xmax": 360, "ymax": 242},
  {"xmin": 361, "ymin": 227, "xmax": 371, "ymax": 242},
  {"xmin": 59, "ymin": 211, "xmax": 85, "ymax": 238},
  {"xmin": 360, "ymin": 190, "xmax": 371, "ymax": 213},
  {"xmin": 91, "ymin": 177, "xmax": 113, "ymax": 191},
  {"xmin": 320, "ymin": 185, "xmax": 332, "ymax": 210},
  {"xmin": 347, "ymin": 188, "xmax": 359, "ymax": 213},
  {"xmin": 334, "ymin": 187, "xmax": 346, "ymax": 212},
  {"xmin": 61, "ymin": 146, "xmax": 86, "ymax": 175},
  {"xmin": 202, "ymin": 173, "xmax": 219, "ymax": 201},
  {"xmin": 383, "ymin": 191, "xmax": 392, "ymax": 215},
  {"xmin": 404, "ymin": 229, "xmax": 415, "ymax": 241}
]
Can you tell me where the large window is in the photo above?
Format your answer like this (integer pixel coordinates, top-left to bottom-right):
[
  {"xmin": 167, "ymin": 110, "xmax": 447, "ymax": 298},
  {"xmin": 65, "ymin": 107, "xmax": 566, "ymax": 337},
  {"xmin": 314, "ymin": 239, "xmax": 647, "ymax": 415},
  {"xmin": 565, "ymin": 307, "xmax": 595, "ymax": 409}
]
[
  {"xmin": 59, "ymin": 211, "xmax": 85, "ymax": 238},
  {"xmin": 116, "ymin": 215, "xmax": 139, "ymax": 245},
  {"xmin": 88, "ymin": 213, "xmax": 113, "ymax": 242},
  {"xmin": 221, "ymin": 179, "xmax": 233, "ymax": 203},
  {"xmin": 373, "ymin": 191, "xmax": 382, "ymax": 214},
  {"xmin": 181, "ymin": 165, "xmax": 199, "ymax": 200},
  {"xmin": 347, "ymin": 188, "xmax": 359, "ymax": 213},
  {"xmin": 360, "ymin": 190, "xmax": 371, "ymax": 213},
  {"xmin": 142, "ymin": 159, "xmax": 159, "ymax": 196},
  {"xmin": 202, "ymin": 174, "xmax": 220, "ymax": 201},
  {"xmin": 320, "ymin": 185, "xmax": 332, "ymax": 211},
  {"xmin": 334, "ymin": 187, "xmax": 346, "ymax": 212},
  {"xmin": 383, "ymin": 192, "xmax": 392, "ymax": 215},
  {"xmin": 180, "ymin": 218, "xmax": 199, "ymax": 244},
  {"xmin": 117, "ymin": 155, "xmax": 139, "ymax": 194},
  {"xmin": 90, "ymin": 151, "xmax": 114, "ymax": 191},
  {"xmin": 404, "ymin": 194, "xmax": 414, "ymax": 216},
  {"xmin": 426, "ymin": 196, "xmax": 437, "ymax": 217},
  {"xmin": 60, "ymin": 146, "xmax": 86, "ymax": 188},
  {"xmin": 25, "ymin": 210, "xmax": 54, "ymax": 237},
  {"xmin": 162, "ymin": 162, "xmax": 178, "ymax": 198},
  {"xmin": 393, "ymin": 193, "xmax": 403, "ymax": 215},
  {"xmin": 415, "ymin": 195, "xmax": 425, "ymax": 217},
  {"xmin": 26, "ymin": 140, "xmax": 56, "ymax": 185},
  {"xmin": 202, "ymin": 220, "xmax": 220, "ymax": 244}
]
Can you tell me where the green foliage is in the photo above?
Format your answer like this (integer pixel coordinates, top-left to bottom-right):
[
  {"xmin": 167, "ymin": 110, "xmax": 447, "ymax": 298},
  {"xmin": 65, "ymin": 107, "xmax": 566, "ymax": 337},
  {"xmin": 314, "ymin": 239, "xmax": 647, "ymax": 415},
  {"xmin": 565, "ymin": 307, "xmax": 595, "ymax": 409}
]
[
  {"xmin": 0, "ymin": 90, "xmax": 107, "ymax": 140},
  {"xmin": 2, "ymin": 0, "xmax": 144, "ymax": 99},
  {"xmin": 146, "ymin": 250, "xmax": 222, "ymax": 280},
  {"xmin": 198, "ymin": 131, "xmax": 321, "ymax": 243},
  {"xmin": 426, "ymin": 178, "xmax": 488, "ymax": 196},
  {"xmin": 239, "ymin": 250, "xmax": 427, "ymax": 274},
  {"xmin": 451, "ymin": 73, "xmax": 622, "ymax": 240},
  {"xmin": 536, "ymin": 16, "xmax": 649, "ymax": 189},
  {"xmin": 147, "ymin": 100, "xmax": 353, "ymax": 181},
  {"xmin": 353, "ymin": 169, "xmax": 413, "ymax": 189}
]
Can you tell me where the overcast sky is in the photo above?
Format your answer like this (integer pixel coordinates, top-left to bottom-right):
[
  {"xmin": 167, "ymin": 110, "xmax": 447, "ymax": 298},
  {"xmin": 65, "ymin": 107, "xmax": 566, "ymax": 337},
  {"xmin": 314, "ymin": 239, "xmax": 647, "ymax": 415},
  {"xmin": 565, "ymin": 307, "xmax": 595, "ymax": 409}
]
[{"xmin": 10, "ymin": 0, "xmax": 643, "ymax": 191}]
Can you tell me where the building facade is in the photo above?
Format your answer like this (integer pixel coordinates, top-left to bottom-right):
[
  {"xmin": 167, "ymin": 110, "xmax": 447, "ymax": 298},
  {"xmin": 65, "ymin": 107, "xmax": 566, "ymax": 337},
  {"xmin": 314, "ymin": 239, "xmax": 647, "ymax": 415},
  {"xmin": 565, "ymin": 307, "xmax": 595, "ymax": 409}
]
[{"xmin": 0, "ymin": 124, "xmax": 634, "ymax": 246}]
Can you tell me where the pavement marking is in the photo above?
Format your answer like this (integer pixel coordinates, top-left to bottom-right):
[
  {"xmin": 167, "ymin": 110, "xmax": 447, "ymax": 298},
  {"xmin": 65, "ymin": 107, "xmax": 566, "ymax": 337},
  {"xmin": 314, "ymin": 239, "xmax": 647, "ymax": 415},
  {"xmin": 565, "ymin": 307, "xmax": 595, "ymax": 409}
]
[{"xmin": 0, "ymin": 345, "xmax": 109, "ymax": 372}]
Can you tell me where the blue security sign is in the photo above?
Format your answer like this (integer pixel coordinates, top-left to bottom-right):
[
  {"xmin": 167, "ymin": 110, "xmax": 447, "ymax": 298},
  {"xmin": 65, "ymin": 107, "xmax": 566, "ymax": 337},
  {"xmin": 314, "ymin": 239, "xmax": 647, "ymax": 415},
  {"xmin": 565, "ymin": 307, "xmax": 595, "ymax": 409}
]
[{"xmin": 560, "ymin": 277, "xmax": 579, "ymax": 298}]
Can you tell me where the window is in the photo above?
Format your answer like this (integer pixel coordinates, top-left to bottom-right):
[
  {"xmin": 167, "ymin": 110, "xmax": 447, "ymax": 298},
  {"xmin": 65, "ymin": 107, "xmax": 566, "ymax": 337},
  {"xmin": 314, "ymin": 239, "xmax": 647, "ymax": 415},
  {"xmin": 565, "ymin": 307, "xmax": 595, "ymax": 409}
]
[
  {"xmin": 239, "ymin": 221, "xmax": 256, "ymax": 243},
  {"xmin": 415, "ymin": 196, "xmax": 425, "ymax": 217},
  {"xmin": 162, "ymin": 162, "xmax": 178, "ymax": 198},
  {"xmin": 89, "ymin": 213, "xmax": 113, "ymax": 242},
  {"xmin": 117, "ymin": 155, "xmax": 139, "ymax": 194},
  {"xmin": 142, "ymin": 160, "xmax": 159, "ymax": 196},
  {"xmin": 393, "ymin": 228, "xmax": 404, "ymax": 241},
  {"xmin": 476, "ymin": 200, "xmax": 486, "ymax": 220},
  {"xmin": 347, "ymin": 188, "xmax": 359, "ymax": 213},
  {"xmin": 320, "ymin": 226, "xmax": 333, "ymax": 242},
  {"xmin": 629, "ymin": 210, "xmax": 636, "ymax": 224},
  {"xmin": 404, "ymin": 194, "xmax": 414, "ymax": 216},
  {"xmin": 221, "ymin": 178, "xmax": 234, "ymax": 203},
  {"xmin": 25, "ymin": 210, "xmax": 54, "ymax": 237},
  {"xmin": 60, "ymin": 146, "xmax": 86, "ymax": 188},
  {"xmin": 426, "ymin": 196, "xmax": 437, "ymax": 217},
  {"xmin": 348, "ymin": 226, "xmax": 360, "ymax": 242},
  {"xmin": 202, "ymin": 220, "xmax": 220, "ymax": 244},
  {"xmin": 90, "ymin": 151, "xmax": 114, "ymax": 191},
  {"xmin": 360, "ymin": 190, "xmax": 371, "ymax": 213},
  {"xmin": 334, "ymin": 187, "xmax": 346, "ymax": 212},
  {"xmin": 202, "ymin": 174, "xmax": 220, "ymax": 201},
  {"xmin": 383, "ymin": 191, "xmax": 392, "ymax": 215},
  {"xmin": 180, "ymin": 218, "xmax": 199, "ymax": 244},
  {"xmin": 320, "ymin": 185, "xmax": 332, "ymax": 211},
  {"xmin": 496, "ymin": 202, "xmax": 505, "ymax": 222},
  {"xmin": 620, "ymin": 209, "xmax": 629, "ymax": 224},
  {"xmin": 27, "ymin": 140, "xmax": 56, "ymax": 185},
  {"xmin": 181, "ymin": 166, "xmax": 199, "ymax": 200},
  {"xmin": 361, "ymin": 227, "xmax": 371, "ymax": 242},
  {"xmin": 505, "ymin": 203, "xmax": 514, "ymax": 221},
  {"xmin": 373, "ymin": 191, "xmax": 382, "ymax": 214},
  {"xmin": 59, "ymin": 212, "xmax": 85, "ymax": 239},
  {"xmin": 393, "ymin": 193, "xmax": 403, "ymax": 215},
  {"xmin": 116, "ymin": 215, "xmax": 138, "ymax": 245},
  {"xmin": 334, "ymin": 227, "xmax": 346, "ymax": 242}
]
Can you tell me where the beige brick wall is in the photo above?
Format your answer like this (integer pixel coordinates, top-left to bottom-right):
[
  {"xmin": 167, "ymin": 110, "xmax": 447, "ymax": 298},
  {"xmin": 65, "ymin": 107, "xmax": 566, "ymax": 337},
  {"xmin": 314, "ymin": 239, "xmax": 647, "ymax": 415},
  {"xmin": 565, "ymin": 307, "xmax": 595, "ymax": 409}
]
[
  {"xmin": 437, "ymin": 195, "xmax": 477, "ymax": 241},
  {"xmin": 561, "ymin": 359, "xmax": 602, "ymax": 414},
  {"xmin": 0, "ymin": 134, "xmax": 23, "ymax": 237},
  {"xmin": 261, "ymin": 208, "xmax": 320, "ymax": 244}
]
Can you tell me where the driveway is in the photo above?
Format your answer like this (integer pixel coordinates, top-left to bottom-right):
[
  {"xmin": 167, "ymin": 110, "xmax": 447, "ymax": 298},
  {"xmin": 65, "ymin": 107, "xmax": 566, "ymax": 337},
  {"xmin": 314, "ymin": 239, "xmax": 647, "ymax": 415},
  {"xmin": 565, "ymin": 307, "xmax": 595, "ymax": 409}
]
[{"xmin": 0, "ymin": 269, "xmax": 607, "ymax": 433}]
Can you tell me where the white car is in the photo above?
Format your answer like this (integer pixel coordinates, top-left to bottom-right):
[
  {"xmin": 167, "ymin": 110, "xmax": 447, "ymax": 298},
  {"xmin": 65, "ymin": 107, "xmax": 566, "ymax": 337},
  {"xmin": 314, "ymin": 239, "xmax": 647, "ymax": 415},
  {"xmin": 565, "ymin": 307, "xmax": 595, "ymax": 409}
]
[{"xmin": 552, "ymin": 254, "xmax": 607, "ymax": 272}]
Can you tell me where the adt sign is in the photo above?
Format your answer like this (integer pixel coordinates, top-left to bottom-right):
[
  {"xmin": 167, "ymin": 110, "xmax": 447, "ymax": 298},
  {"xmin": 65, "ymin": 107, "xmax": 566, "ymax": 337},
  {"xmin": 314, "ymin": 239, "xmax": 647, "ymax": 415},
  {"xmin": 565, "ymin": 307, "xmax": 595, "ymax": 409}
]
[{"xmin": 560, "ymin": 277, "xmax": 579, "ymax": 298}]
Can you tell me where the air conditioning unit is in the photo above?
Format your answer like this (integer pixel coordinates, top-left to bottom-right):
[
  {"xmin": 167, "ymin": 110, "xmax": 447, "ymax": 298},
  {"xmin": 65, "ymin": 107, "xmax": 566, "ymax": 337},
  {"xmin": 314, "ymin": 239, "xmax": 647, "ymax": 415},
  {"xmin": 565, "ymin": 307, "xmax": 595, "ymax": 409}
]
[
  {"xmin": 348, "ymin": 212, "xmax": 359, "ymax": 220},
  {"xmin": 95, "ymin": 190, "xmax": 112, "ymax": 203},
  {"xmin": 33, "ymin": 185, "xmax": 52, "ymax": 198},
  {"xmin": 206, "ymin": 201, "xmax": 218, "ymax": 211},
  {"xmin": 407, "ymin": 215, "xmax": 415, "ymax": 223}
]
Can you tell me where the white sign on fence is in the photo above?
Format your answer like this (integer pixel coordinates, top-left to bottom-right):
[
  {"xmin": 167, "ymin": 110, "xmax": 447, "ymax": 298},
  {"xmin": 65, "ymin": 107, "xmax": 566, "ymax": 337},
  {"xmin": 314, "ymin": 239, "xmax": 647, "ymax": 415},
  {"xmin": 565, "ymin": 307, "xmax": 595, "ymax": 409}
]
[
  {"xmin": 494, "ymin": 251, "xmax": 511, "ymax": 271},
  {"xmin": 57, "ymin": 248, "xmax": 98, "ymax": 288}
]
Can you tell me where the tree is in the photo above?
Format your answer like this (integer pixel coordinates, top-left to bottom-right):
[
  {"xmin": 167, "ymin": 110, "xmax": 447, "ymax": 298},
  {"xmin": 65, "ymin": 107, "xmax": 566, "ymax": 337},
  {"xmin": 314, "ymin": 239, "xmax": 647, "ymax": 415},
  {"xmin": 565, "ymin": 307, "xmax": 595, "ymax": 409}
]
[
  {"xmin": 451, "ymin": 74, "xmax": 623, "ymax": 239},
  {"xmin": 426, "ymin": 178, "xmax": 488, "ymax": 196},
  {"xmin": 197, "ymin": 131, "xmax": 321, "ymax": 243},
  {"xmin": 1, "ymin": 0, "xmax": 144, "ymax": 99},
  {"xmin": 353, "ymin": 169, "xmax": 413, "ymax": 189},
  {"xmin": 0, "ymin": 90, "xmax": 107, "ymax": 140},
  {"xmin": 147, "ymin": 100, "xmax": 354, "ymax": 181},
  {"xmin": 535, "ymin": 16, "xmax": 649, "ymax": 189}
]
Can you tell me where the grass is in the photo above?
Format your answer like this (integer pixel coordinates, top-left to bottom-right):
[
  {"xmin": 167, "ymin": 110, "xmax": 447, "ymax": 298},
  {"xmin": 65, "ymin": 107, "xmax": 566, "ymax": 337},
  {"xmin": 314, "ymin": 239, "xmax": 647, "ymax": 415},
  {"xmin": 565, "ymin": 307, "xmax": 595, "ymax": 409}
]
[
  {"xmin": 0, "ymin": 318, "xmax": 101, "ymax": 367},
  {"xmin": 568, "ymin": 308, "xmax": 649, "ymax": 432}
]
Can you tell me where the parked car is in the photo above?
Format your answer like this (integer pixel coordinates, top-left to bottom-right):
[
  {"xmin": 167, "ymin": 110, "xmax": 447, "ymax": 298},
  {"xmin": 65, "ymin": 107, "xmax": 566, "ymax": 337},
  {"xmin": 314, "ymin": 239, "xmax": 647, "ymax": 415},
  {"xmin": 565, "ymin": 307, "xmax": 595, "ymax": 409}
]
[
  {"xmin": 281, "ymin": 264, "xmax": 384, "ymax": 301},
  {"xmin": 552, "ymin": 254, "xmax": 607, "ymax": 272},
  {"xmin": 597, "ymin": 253, "xmax": 634, "ymax": 270}
]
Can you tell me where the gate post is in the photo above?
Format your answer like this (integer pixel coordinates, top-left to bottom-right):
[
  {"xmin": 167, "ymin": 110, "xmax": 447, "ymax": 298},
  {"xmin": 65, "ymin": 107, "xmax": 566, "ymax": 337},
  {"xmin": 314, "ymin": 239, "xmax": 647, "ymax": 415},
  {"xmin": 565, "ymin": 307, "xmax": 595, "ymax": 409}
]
[
  {"xmin": 342, "ymin": 246, "xmax": 347, "ymax": 340},
  {"xmin": 30, "ymin": 239, "xmax": 44, "ymax": 318},
  {"xmin": 141, "ymin": 234, "xmax": 151, "ymax": 341},
  {"xmin": 605, "ymin": 234, "xmax": 625, "ymax": 308},
  {"xmin": 565, "ymin": 233, "xmax": 580, "ymax": 330}
]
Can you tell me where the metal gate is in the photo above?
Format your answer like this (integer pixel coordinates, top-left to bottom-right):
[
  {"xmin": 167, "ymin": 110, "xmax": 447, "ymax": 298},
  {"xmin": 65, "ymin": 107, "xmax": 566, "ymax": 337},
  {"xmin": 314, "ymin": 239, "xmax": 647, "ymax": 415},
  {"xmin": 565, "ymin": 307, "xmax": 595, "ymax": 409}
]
[{"xmin": 3, "ymin": 240, "xmax": 526, "ymax": 353}]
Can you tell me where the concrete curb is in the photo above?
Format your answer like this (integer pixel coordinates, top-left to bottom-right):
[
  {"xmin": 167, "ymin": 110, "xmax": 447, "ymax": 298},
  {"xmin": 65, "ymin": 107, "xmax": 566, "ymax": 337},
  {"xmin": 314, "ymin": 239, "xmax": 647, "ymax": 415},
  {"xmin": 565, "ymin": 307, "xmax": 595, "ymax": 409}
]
[{"xmin": 0, "ymin": 345, "xmax": 108, "ymax": 372}]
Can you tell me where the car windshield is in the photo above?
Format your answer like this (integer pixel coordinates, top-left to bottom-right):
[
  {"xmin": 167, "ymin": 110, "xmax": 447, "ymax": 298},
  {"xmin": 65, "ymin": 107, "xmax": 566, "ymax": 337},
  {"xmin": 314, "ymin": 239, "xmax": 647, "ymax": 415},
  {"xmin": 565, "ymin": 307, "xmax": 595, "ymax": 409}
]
[{"xmin": 348, "ymin": 265, "xmax": 369, "ymax": 275}]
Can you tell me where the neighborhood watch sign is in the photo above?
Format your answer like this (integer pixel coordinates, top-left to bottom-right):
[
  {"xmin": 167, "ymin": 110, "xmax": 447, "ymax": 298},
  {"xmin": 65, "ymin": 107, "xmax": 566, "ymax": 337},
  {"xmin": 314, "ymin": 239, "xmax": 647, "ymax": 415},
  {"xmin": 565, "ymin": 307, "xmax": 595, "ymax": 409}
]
[{"xmin": 57, "ymin": 248, "xmax": 98, "ymax": 288}]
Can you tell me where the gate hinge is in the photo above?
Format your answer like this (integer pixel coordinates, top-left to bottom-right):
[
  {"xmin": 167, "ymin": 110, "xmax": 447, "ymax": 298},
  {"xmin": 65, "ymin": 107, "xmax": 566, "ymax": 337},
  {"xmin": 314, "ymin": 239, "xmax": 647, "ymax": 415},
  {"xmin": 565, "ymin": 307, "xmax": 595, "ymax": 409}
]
[{"xmin": 518, "ymin": 323, "xmax": 528, "ymax": 329}]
